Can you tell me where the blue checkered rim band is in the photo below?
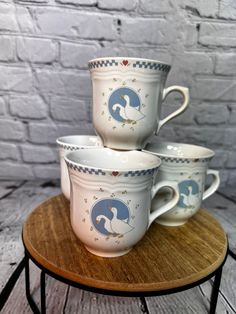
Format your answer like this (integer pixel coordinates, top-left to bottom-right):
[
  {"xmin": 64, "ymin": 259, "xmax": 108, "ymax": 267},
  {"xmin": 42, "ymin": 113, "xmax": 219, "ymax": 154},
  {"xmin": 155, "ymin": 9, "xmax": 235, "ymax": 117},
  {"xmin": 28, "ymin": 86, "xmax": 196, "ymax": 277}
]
[
  {"xmin": 159, "ymin": 156, "xmax": 212, "ymax": 163},
  {"xmin": 88, "ymin": 60, "xmax": 119, "ymax": 69},
  {"xmin": 66, "ymin": 161, "xmax": 156, "ymax": 177},
  {"xmin": 132, "ymin": 61, "xmax": 170, "ymax": 72},
  {"xmin": 59, "ymin": 144, "xmax": 85, "ymax": 151},
  {"xmin": 67, "ymin": 162, "xmax": 106, "ymax": 175},
  {"xmin": 124, "ymin": 169, "xmax": 156, "ymax": 177},
  {"xmin": 88, "ymin": 59, "xmax": 170, "ymax": 72}
]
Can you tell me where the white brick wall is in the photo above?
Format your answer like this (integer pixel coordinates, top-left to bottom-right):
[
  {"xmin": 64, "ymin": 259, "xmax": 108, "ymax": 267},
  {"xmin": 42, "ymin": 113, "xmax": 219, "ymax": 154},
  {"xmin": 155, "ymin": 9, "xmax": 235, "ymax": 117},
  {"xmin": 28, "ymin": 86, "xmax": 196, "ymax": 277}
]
[{"xmin": 0, "ymin": 0, "xmax": 235, "ymax": 186}]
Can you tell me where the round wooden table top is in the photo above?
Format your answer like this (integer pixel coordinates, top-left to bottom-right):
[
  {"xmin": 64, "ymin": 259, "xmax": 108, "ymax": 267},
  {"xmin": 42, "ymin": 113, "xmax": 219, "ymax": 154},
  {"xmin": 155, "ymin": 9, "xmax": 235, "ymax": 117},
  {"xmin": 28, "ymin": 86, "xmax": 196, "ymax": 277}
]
[{"xmin": 22, "ymin": 194, "xmax": 228, "ymax": 294}]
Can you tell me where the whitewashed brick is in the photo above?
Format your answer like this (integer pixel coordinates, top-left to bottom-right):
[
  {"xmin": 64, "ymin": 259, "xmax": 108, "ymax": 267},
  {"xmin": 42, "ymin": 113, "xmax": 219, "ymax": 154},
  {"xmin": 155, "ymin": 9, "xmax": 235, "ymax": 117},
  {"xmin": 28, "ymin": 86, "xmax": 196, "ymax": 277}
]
[
  {"xmin": 219, "ymin": 0, "xmax": 236, "ymax": 19},
  {"xmin": 162, "ymin": 105, "xmax": 195, "ymax": 126},
  {"xmin": 29, "ymin": 122, "xmax": 93, "ymax": 144},
  {"xmin": 35, "ymin": 69, "xmax": 91, "ymax": 97},
  {"xmin": 50, "ymin": 96, "xmax": 87, "ymax": 122},
  {"xmin": 29, "ymin": 123, "xmax": 58, "ymax": 144},
  {"xmin": 58, "ymin": 124, "xmax": 94, "ymax": 137},
  {"xmin": 9, "ymin": 95, "xmax": 48, "ymax": 119},
  {"xmin": 16, "ymin": 6, "xmax": 35, "ymax": 33},
  {"xmin": 109, "ymin": 46, "xmax": 172, "ymax": 64},
  {"xmin": 226, "ymin": 152, "xmax": 236, "ymax": 168},
  {"xmin": 0, "ymin": 143, "xmax": 20, "ymax": 160},
  {"xmin": 56, "ymin": 0, "xmax": 97, "ymax": 5},
  {"xmin": 0, "ymin": 66, "xmax": 33, "ymax": 92},
  {"xmin": 17, "ymin": 0, "xmax": 48, "ymax": 3},
  {"xmin": 120, "ymin": 18, "xmax": 174, "ymax": 44},
  {"xmin": 191, "ymin": 79, "xmax": 236, "ymax": 101},
  {"xmin": 0, "ymin": 5, "xmax": 34, "ymax": 33},
  {"xmin": 60, "ymin": 42, "xmax": 98, "ymax": 68},
  {"xmin": 0, "ymin": 4, "xmax": 18, "ymax": 32},
  {"xmin": 184, "ymin": 23, "xmax": 198, "ymax": 47},
  {"xmin": 209, "ymin": 150, "xmax": 227, "ymax": 169},
  {"xmin": 228, "ymin": 171, "xmax": 236, "ymax": 186},
  {"xmin": 0, "ymin": 119, "xmax": 25, "ymax": 140},
  {"xmin": 0, "ymin": 36, "xmax": 15, "ymax": 61},
  {"xmin": 182, "ymin": 0, "xmax": 218, "ymax": 17},
  {"xmin": 0, "ymin": 1, "xmax": 234, "ymax": 185},
  {"xmin": 17, "ymin": 37, "xmax": 57, "ymax": 63},
  {"xmin": 139, "ymin": 0, "xmax": 171, "ymax": 13},
  {"xmin": 229, "ymin": 106, "xmax": 236, "ymax": 124},
  {"xmin": 35, "ymin": 9, "xmax": 117, "ymax": 40},
  {"xmin": 33, "ymin": 164, "xmax": 60, "ymax": 179},
  {"xmin": 0, "ymin": 162, "xmax": 34, "ymax": 179},
  {"xmin": 215, "ymin": 54, "xmax": 236, "ymax": 75},
  {"xmin": 174, "ymin": 126, "xmax": 225, "ymax": 146},
  {"xmin": 195, "ymin": 104, "xmax": 229, "ymax": 125},
  {"xmin": 0, "ymin": 98, "xmax": 6, "ymax": 115},
  {"xmin": 98, "ymin": 0, "xmax": 137, "ymax": 10},
  {"xmin": 199, "ymin": 22, "xmax": 236, "ymax": 47},
  {"xmin": 171, "ymin": 52, "xmax": 214, "ymax": 78},
  {"xmin": 218, "ymin": 170, "xmax": 229, "ymax": 187},
  {"xmin": 21, "ymin": 145, "xmax": 56, "ymax": 163},
  {"xmin": 224, "ymin": 129, "xmax": 236, "ymax": 146}
]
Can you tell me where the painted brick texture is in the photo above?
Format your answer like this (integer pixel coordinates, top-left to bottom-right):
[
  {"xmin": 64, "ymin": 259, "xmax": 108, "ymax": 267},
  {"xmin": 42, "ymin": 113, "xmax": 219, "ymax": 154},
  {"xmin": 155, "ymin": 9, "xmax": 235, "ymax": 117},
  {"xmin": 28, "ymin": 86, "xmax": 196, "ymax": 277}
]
[{"xmin": 0, "ymin": 0, "xmax": 235, "ymax": 186}]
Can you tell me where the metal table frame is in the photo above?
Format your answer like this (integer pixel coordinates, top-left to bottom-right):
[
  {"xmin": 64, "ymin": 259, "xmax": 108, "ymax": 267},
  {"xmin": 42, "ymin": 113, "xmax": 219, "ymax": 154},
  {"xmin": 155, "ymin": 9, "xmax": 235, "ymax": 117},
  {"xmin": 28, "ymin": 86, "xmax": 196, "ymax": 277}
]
[{"xmin": 24, "ymin": 244, "xmax": 228, "ymax": 314}]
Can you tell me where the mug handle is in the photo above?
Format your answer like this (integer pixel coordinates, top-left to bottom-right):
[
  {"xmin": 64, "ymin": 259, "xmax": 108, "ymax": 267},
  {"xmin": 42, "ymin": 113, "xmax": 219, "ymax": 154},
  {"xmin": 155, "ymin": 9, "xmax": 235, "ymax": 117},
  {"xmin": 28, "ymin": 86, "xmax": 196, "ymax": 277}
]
[
  {"xmin": 202, "ymin": 169, "xmax": 220, "ymax": 200},
  {"xmin": 156, "ymin": 86, "xmax": 190, "ymax": 134},
  {"xmin": 148, "ymin": 181, "xmax": 179, "ymax": 228}
]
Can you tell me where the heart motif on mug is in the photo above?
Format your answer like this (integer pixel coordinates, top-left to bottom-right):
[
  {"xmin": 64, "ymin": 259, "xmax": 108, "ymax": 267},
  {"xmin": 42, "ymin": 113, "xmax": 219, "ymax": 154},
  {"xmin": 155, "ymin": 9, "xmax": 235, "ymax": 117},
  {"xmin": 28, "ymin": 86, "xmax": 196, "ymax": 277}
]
[
  {"xmin": 112, "ymin": 171, "xmax": 119, "ymax": 176},
  {"xmin": 122, "ymin": 60, "xmax": 129, "ymax": 66}
]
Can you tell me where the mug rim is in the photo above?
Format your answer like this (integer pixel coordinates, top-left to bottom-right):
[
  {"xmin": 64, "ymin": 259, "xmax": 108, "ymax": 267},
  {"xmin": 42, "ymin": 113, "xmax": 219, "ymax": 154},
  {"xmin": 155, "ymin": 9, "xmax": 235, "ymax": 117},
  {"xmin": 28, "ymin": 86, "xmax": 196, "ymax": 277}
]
[
  {"xmin": 65, "ymin": 148, "xmax": 161, "ymax": 173},
  {"xmin": 56, "ymin": 135, "xmax": 100, "ymax": 149},
  {"xmin": 143, "ymin": 141, "xmax": 215, "ymax": 160},
  {"xmin": 88, "ymin": 56, "xmax": 170, "ymax": 67}
]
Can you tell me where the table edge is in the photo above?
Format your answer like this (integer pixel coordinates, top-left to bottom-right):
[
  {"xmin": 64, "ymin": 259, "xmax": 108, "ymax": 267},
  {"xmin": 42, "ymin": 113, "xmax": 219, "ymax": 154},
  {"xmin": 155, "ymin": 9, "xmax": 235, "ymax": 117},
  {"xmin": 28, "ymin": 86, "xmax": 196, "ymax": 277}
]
[{"xmin": 22, "ymin": 195, "xmax": 229, "ymax": 293}]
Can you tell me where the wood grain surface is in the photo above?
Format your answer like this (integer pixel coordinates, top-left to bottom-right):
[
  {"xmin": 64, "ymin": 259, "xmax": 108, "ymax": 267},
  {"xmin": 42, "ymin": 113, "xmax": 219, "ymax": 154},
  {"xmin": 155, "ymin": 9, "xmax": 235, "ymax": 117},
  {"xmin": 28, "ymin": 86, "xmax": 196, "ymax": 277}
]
[
  {"xmin": 0, "ymin": 181, "xmax": 60, "ymax": 296},
  {"xmin": 22, "ymin": 194, "xmax": 228, "ymax": 293}
]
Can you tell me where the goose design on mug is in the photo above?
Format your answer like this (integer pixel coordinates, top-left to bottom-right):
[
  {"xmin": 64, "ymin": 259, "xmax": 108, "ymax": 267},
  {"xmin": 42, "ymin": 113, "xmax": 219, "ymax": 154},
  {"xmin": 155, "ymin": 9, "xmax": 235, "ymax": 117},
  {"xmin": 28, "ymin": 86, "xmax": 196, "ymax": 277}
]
[
  {"xmin": 177, "ymin": 180, "xmax": 200, "ymax": 209},
  {"xmin": 91, "ymin": 198, "xmax": 134, "ymax": 237},
  {"xmin": 108, "ymin": 87, "xmax": 145, "ymax": 125},
  {"xmin": 65, "ymin": 148, "xmax": 180, "ymax": 257},
  {"xmin": 89, "ymin": 57, "xmax": 189, "ymax": 150},
  {"xmin": 143, "ymin": 141, "xmax": 220, "ymax": 226}
]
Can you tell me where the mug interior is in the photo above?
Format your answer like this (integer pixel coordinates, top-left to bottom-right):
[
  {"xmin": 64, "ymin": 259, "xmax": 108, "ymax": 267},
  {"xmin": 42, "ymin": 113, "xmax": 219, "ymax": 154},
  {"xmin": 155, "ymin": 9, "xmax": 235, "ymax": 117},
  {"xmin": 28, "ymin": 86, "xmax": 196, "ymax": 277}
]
[
  {"xmin": 56, "ymin": 135, "xmax": 100, "ymax": 148},
  {"xmin": 65, "ymin": 148, "xmax": 161, "ymax": 171},
  {"xmin": 144, "ymin": 142, "xmax": 214, "ymax": 160}
]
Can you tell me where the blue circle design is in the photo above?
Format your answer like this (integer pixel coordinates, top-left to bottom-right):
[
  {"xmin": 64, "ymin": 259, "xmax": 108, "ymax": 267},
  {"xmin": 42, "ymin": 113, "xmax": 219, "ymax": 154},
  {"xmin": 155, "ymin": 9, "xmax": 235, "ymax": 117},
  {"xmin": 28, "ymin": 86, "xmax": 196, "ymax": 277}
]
[
  {"xmin": 108, "ymin": 87, "xmax": 141, "ymax": 122},
  {"xmin": 91, "ymin": 198, "xmax": 130, "ymax": 235},
  {"xmin": 178, "ymin": 180, "xmax": 199, "ymax": 208}
]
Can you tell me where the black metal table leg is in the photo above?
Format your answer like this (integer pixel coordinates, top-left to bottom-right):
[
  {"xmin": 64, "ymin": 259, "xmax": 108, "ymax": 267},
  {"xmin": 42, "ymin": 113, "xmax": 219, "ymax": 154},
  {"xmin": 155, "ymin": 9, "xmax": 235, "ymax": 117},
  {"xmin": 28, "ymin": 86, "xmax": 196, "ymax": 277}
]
[
  {"xmin": 209, "ymin": 266, "xmax": 223, "ymax": 314},
  {"xmin": 25, "ymin": 252, "xmax": 46, "ymax": 314},
  {"xmin": 40, "ymin": 271, "xmax": 46, "ymax": 314},
  {"xmin": 24, "ymin": 248, "xmax": 227, "ymax": 313}
]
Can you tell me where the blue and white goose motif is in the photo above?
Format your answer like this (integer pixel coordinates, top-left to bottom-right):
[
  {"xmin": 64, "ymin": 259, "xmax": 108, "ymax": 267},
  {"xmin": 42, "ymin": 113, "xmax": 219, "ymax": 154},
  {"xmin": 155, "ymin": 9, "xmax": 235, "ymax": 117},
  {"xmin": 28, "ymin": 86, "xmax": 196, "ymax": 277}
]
[
  {"xmin": 112, "ymin": 95, "xmax": 145, "ymax": 123},
  {"xmin": 92, "ymin": 198, "xmax": 133, "ymax": 237},
  {"xmin": 178, "ymin": 179, "xmax": 200, "ymax": 209},
  {"xmin": 108, "ymin": 87, "xmax": 145, "ymax": 123}
]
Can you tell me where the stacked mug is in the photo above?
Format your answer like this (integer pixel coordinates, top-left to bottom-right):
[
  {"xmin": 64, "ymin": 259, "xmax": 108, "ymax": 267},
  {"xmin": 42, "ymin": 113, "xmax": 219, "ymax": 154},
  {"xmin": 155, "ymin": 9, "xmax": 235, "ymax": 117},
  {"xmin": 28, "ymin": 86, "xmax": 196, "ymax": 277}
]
[{"xmin": 57, "ymin": 57, "xmax": 220, "ymax": 258}]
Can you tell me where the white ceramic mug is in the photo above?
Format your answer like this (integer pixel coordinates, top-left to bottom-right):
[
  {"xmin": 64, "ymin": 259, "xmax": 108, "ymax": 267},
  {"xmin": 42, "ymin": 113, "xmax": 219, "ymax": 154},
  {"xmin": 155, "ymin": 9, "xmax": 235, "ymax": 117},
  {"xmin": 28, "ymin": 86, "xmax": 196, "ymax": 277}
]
[
  {"xmin": 143, "ymin": 142, "xmax": 220, "ymax": 226},
  {"xmin": 88, "ymin": 57, "xmax": 189, "ymax": 150},
  {"xmin": 65, "ymin": 148, "xmax": 179, "ymax": 257},
  {"xmin": 56, "ymin": 135, "xmax": 102, "ymax": 200}
]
